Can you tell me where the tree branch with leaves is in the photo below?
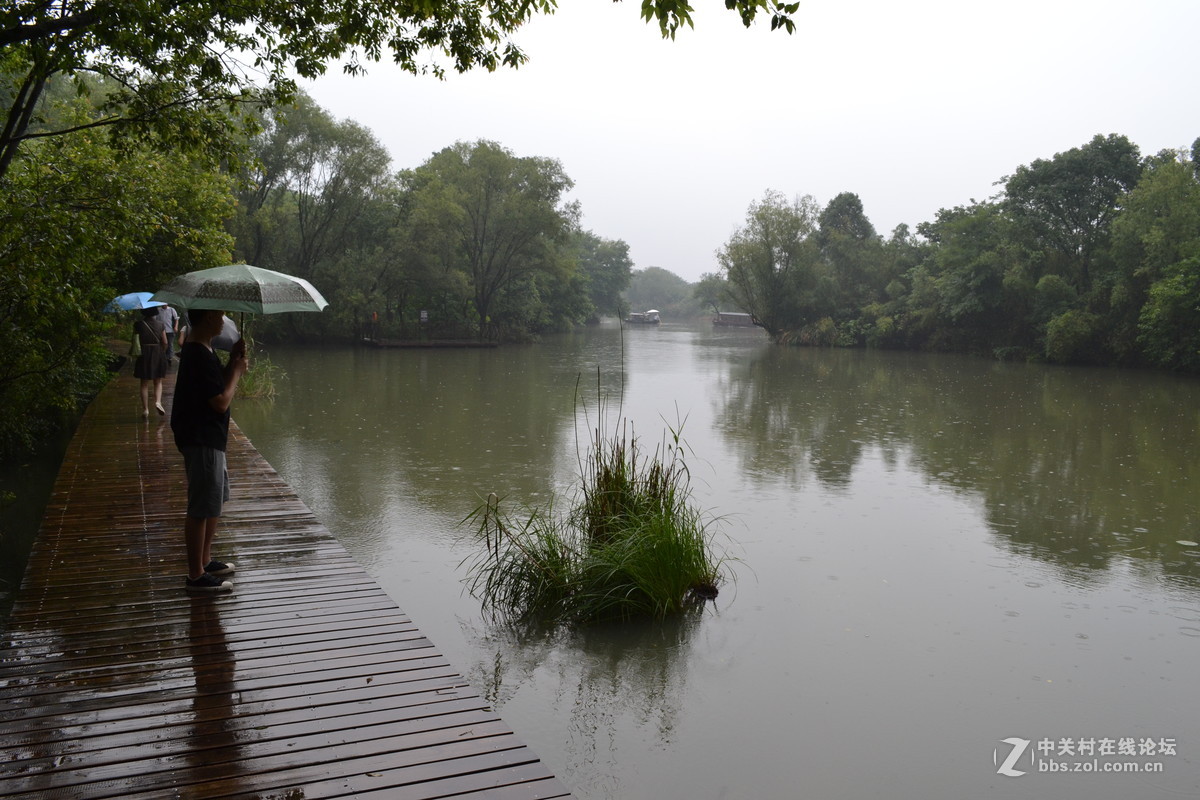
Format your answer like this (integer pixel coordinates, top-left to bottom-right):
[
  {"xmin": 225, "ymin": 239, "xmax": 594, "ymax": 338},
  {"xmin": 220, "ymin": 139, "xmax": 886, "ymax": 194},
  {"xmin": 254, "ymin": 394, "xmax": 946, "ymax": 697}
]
[{"xmin": 0, "ymin": 0, "xmax": 798, "ymax": 181}]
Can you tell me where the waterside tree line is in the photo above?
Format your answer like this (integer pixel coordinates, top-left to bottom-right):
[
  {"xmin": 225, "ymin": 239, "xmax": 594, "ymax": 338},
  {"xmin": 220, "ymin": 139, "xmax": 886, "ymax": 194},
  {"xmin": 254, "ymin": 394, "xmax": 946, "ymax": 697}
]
[
  {"xmin": 229, "ymin": 99, "xmax": 636, "ymax": 344},
  {"xmin": 710, "ymin": 134, "xmax": 1200, "ymax": 374}
]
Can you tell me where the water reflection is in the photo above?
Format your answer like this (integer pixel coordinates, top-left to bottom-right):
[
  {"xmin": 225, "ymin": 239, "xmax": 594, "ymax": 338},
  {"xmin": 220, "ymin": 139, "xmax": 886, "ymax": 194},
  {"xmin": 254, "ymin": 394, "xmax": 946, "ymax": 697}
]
[
  {"xmin": 714, "ymin": 346, "xmax": 1200, "ymax": 588},
  {"xmin": 242, "ymin": 333, "xmax": 1200, "ymax": 590},
  {"xmin": 233, "ymin": 327, "xmax": 1200, "ymax": 799},
  {"xmin": 183, "ymin": 596, "xmax": 243, "ymax": 796},
  {"xmin": 239, "ymin": 340, "xmax": 627, "ymax": 535},
  {"xmin": 462, "ymin": 609, "xmax": 706, "ymax": 797}
]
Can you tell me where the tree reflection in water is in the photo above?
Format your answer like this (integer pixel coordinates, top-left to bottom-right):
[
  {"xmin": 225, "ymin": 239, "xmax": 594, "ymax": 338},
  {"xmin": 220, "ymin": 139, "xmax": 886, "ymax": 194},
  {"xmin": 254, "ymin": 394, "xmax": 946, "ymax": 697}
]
[{"xmin": 714, "ymin": 346, "xmax": 1200, "ymax": 588}]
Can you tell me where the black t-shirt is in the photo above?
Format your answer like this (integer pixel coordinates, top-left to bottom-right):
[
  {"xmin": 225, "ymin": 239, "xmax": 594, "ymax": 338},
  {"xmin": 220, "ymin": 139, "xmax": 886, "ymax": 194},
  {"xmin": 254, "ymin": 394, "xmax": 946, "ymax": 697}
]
[{"xmin": 171, "ymin": 342, "xmax": 230, "ymax": 451}]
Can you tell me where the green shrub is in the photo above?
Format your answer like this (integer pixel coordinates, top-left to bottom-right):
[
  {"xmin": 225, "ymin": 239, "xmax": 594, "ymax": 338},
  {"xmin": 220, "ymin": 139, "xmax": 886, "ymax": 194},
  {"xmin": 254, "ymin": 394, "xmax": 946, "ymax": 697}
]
[{"xmin": 1044, "ymin": 309, "xmax": 1103, "ymax": 364}]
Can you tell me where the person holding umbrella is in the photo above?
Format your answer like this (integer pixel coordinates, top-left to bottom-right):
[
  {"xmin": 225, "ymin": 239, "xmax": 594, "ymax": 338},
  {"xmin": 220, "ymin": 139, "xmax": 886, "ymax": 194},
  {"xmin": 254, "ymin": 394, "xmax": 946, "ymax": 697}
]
[
  {"xmin": 154, "ymin": 264, "xmax": 327, "ymax": 592},
  {"xmin": 171, "ymin": 308, "xmax": 248, "ymax": 592}
]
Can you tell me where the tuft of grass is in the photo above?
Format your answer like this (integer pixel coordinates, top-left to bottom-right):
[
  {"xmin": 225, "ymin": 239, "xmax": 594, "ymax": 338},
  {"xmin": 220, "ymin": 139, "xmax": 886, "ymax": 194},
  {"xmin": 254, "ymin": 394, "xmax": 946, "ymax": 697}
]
[
  {"xmin": 463, "ymin": 401, "xmax": 729, "ymax": 626},
  {"xmin": 237, "ymin": 351, "xmax": 281, "ymax": 400},
  {"xmin": 214, "ymin": 336, "xmax": 281, "ymax": 400}
]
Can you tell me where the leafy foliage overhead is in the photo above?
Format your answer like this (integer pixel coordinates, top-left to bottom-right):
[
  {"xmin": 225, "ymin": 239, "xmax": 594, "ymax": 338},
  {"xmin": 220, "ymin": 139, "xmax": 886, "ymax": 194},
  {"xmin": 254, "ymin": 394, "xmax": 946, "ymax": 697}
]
[
  {"xmin": 0, "ymin": 0, "xmax": 799, "ymax": 179},
  {"xmin": 0, "ymin": 121, "xmax": 233, "ymax": 454}
]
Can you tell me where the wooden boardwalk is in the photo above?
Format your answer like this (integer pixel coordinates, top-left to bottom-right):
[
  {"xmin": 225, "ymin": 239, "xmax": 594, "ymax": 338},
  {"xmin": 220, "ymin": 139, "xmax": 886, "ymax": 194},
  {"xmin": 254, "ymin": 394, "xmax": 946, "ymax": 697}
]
[{"xmin": 0, "ymin": 368, "xmax": 571, "ymax": 800}]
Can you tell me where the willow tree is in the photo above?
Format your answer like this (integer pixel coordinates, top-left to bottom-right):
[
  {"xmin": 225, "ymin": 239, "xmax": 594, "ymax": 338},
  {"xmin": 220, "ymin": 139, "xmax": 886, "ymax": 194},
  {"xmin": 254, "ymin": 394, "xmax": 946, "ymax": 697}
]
[
  {"xmin": 237, "ymin": 93, "xmax": 393, "ymax": 281},
  {"xmin": 403, "ymin": 140, "xmax": 578, "ymax": 339},
  {"xmin": 718, "ymin": 190, "xmax": 824, "ymax": 342}
]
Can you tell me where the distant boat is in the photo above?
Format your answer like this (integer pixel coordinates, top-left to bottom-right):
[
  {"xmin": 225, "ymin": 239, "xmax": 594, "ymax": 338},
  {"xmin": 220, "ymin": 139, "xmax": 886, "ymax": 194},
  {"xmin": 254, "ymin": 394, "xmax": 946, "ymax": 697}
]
[
  {"xmin": 626, "ymin": 309, "xmax": 661, "ymax": 325},
  {"xmin": 713, "ymin": 311, "xmax": 756, "ymax": 327}
]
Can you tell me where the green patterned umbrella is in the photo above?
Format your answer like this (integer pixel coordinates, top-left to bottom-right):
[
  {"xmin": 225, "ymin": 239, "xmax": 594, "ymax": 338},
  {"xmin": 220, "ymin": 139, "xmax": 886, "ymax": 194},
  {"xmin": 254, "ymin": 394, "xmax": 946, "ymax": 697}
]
[{"xmin": 151, "ymin": 264, "xmax": 328, "ymax": 314}]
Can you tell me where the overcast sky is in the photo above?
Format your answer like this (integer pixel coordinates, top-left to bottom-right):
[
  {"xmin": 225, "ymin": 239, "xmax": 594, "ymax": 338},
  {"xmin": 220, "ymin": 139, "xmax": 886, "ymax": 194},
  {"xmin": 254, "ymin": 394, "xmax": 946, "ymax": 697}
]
[{"xmin": 302, "ymin": 0, "xmax": 1200, "ymax": 283}]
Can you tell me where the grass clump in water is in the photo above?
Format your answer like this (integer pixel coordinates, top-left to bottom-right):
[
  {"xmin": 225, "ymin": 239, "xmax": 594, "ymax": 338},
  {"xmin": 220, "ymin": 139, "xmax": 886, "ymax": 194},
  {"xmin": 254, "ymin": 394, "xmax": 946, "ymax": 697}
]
[
  {"xmin": 464, "ymin": 417, "xmax": 727, "ymax": 626},
  {"xmin": 235, "ymin": 351, "xmax": 281, "ymax": 399}
]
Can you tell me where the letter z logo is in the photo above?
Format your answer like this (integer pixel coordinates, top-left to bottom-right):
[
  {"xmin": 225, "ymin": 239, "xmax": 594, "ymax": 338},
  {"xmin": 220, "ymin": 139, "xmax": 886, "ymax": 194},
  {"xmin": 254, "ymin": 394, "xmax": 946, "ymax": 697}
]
[{"xmin": 995, "ymin": 737, "xmax": 1031, "ymax": 777}]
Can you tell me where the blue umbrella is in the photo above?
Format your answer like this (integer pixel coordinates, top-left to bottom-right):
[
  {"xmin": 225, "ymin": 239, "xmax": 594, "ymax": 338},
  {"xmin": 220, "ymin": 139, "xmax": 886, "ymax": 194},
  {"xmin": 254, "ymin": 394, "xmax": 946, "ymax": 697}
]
[{"xmin": 104, "ymin": 292, "xmax": 166, "ymax": 312}]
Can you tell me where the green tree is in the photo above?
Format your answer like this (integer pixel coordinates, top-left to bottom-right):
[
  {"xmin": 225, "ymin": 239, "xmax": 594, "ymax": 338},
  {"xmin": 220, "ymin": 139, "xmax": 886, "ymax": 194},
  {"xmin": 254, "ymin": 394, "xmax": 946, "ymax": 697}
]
[
  {"xmin": 911, "ymin": 201, "xmax": 1030, "ymax": 355},
  {"xmin": 224, "ymin": 93, "xmax": 396, "ymax": 341},
  {"xmin": 693, "ymin": 272, "xmax": 734, "ymax": 314},
  {"xmin": 1137, "ymin": 256, "xmax": 1200, "ymax": 372},
  {"xmin": 0, "ymin": 0, "xmax": 799, "ymax": 181},
  {"xmin": 879, "ymin": 225, "xmax": 926, "ymax": 307},
  {"xmin": 883, "ymin": 223, "xmax": 924, "ymax": 276},
  {"xmin": 0, "ymin": 122, "xmax": 232, "ymax": 453},
  {"xmin": 1003, "ymin": 133, "xmax": 1143, "ymax": 293},
  {"xmin": 816, "ymin": 191, "xmax": 885, "ymax": 326},
  {"xmin": 574, "ymin": 231, "xmax": 634, "ymax": 320},
  {"xmin": 717, "ymin": 190, "xmax": 823, "ymax": 342},
  {"xmin": 1111, "ymin": 155, "xmax": 1200, "ymax": 275},
  {"xmin": 492, "ymin": 249, "xmax": 592, "ymax": 337},
  {"xmin": 1044, "ymin": 309, "xmax": 1105, "ymax": 364},
  {"xmin": 236, "ymin": 94, "xmax": 392, "ymax": 275},
  {"xmin": 389, "ymin": 174, "xmax": 478, "ymax": 335},
  {"xmin": 1106, "ymin": 153, "xmax": 1200, "ymax": 361},
  {"xmin": 403, "ymin": 140, "xmax": 578, "ymax": 340},
  {"xmin": 853, "ymin": 223, "xmax": 927, "ymax": 348}
]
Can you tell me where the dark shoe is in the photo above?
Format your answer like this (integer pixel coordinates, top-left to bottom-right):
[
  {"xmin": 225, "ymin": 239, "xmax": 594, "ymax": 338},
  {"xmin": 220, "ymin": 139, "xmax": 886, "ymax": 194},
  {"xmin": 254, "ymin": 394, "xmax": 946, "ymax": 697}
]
[
  {"xmin": 204, "ymin": 560, "xmax": 235, "ymax": 576},
  {"xmin": 186, "ymin": 573, "xmax": 232, "ymax": 592}
]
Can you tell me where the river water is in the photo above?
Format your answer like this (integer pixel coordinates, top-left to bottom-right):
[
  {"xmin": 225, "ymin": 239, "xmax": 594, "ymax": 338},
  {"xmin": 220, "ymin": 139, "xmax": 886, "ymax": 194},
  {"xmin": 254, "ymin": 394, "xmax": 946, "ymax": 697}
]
[{"xmin": 234, "ymin": 321, "xmax": 1200, "ymax": 799}]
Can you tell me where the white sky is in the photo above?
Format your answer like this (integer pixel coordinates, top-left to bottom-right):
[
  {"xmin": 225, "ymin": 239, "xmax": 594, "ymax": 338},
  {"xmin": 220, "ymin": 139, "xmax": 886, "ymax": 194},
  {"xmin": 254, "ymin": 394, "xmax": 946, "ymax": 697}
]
[{"xmin": 302, "ymin": 0, "xmax": 1200, "ymax": 283}]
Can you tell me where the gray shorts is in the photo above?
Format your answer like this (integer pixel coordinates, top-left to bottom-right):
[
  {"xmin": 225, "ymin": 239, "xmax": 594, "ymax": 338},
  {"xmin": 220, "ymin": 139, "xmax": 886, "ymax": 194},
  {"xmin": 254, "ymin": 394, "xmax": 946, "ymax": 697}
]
[{"xmin": 182, "ymin": 446, "xmax": 230, "ymax": 518}]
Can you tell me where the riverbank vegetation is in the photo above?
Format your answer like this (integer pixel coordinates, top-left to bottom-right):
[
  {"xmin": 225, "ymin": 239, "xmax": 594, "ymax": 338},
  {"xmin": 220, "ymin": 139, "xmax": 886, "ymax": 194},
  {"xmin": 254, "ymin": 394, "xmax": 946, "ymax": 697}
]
[
  {"xmin": 2, "ymin": 0, "xmax": 1196, "ymax": 465},
  {"xmin": 464, "ymin": 417, "xmax": 726, "ymax": 625},
  {"xmin": 710, "ymin": 134, "xmax": 1200, "ymax": 372}
]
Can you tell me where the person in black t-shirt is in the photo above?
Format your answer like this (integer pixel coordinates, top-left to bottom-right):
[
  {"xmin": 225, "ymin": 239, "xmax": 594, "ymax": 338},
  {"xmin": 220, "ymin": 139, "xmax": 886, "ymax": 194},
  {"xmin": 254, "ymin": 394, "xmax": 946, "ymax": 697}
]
[{"xmin": 171, "ymin": 308, "xmax": 248, "ymax": 592}]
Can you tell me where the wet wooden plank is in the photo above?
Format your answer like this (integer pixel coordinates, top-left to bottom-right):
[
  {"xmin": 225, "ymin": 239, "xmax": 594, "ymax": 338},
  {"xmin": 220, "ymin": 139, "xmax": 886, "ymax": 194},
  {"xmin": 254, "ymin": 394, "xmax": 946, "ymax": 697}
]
[{"xmin": 0, "ymin": 368, "xmax": 571, "ymax": 799}]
